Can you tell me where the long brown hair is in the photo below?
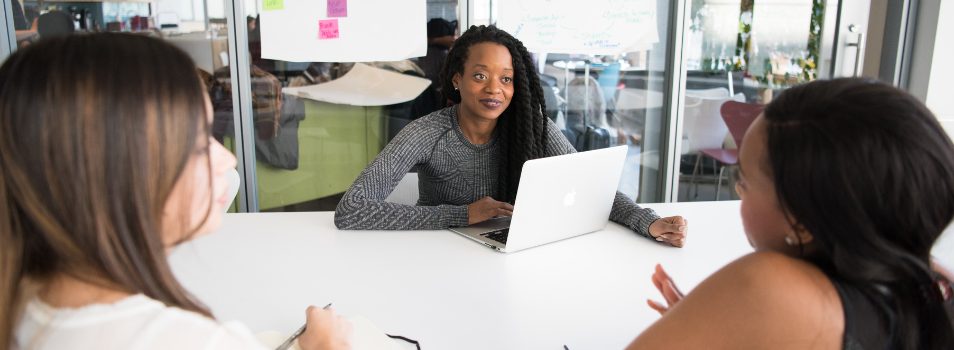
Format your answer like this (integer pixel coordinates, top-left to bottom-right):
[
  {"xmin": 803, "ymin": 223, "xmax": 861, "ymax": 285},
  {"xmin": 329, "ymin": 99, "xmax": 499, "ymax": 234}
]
[{"xmin": 0, "ymin": 33, "xmax": 215, "ymax": 346}]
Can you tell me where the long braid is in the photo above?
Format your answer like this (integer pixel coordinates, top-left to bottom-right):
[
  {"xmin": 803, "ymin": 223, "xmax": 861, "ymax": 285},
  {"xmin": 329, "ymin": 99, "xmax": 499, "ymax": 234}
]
[
  {"xmin": 502, "ymin": 38, "xmax": 547, "ymax": 202},
  {"xmin": 511, "ymin": 37, "xmax": 549, "ymax": 154},
  {"xmin": 439, "ymin": 25, "xmax": 549, "ymax": 203}
]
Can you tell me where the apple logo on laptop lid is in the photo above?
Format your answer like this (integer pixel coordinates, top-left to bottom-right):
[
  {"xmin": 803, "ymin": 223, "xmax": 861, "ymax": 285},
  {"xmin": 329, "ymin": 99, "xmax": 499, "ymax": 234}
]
[{"xmin": 563, "ymin": 188, "xmax": 577, "ymax": 207}]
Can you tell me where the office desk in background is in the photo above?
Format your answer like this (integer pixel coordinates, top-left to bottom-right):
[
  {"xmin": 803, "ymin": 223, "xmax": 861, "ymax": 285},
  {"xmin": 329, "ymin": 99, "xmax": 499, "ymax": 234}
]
[{"xmin": 169, "ymin": 201, "xmax": 753, "ymax": 349}]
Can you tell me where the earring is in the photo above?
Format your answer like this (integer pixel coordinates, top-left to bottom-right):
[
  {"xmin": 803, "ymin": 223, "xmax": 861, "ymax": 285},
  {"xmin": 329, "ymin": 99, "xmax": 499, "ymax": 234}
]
[
  {"xmin": 784, "ymin": 235, "xmax": 798, "ymax": 246},
  {"xmin": 454, "ymin": 86, "xmax": 459, "ymax": 91}
]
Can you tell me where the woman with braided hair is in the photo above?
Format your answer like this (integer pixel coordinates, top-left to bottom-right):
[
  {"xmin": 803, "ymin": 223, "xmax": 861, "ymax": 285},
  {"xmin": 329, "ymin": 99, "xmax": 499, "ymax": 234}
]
[{"xmin": 335, "ymin": 25, "xmax": 687, "ymax": 246}]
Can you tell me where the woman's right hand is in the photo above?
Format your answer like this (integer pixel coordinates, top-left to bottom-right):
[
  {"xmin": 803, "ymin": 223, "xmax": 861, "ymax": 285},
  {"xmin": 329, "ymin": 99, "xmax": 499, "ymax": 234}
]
[
  {"xmin": 297, "ymin": 306, "xmax": 352, "ymax": 350},
  {"xmin": 646, "ymin": 264, "xmax": 685, "ymax": 315},
  {"xmin": 467, "ymin": 196, "xmax": 514, "ymax": 225}
]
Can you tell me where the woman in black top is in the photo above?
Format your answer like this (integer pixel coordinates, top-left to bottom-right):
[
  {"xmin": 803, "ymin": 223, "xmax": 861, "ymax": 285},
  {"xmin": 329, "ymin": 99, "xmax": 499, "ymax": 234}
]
[{"xmin": 629, "ymin": 78, "xmax": 954, "ymax": 349}]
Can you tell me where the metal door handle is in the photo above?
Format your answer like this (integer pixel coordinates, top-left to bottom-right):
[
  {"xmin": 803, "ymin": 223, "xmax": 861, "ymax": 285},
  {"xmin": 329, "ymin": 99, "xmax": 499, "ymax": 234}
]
[{"xmin": 846, "ymin": 24, "xmax": 864, "ymax": 77}]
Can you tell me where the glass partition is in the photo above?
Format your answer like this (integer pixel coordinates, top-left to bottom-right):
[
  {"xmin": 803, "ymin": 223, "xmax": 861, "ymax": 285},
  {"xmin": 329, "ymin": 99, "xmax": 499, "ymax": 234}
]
[
  {"xmin": 494, "ymin": 0, "xmax": 676, "ymax": 203},
  {"xmin": 6, "ymin": 0, "xmax": 243, "ymax": 210},
  {"xmin": 4, "ymin": 0, "xmax": 894, "ymax": 209},
  {"xmin": 236, "ymin": 0, "xmax": 460, "ymax": 211},
  {"xmin": 232, "ymin": 0, "xmax": 676, "ymax": 210},
  {"xmin": 678, "ymin": 0, "xmax": 825, "ymax": 201}
]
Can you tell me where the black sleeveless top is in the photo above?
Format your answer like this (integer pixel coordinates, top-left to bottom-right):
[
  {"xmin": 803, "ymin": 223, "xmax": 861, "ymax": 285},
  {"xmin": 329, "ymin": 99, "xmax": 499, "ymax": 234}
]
[{"xmin": 830, "ymin": 276, "xmax": 954, "ymax": 349}]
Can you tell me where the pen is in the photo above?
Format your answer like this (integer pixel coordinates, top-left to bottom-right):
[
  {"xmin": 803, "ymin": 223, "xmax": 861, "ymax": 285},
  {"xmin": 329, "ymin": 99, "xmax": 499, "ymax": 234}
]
[{"xmin": 275, "ymin": 303, "xmax": 333, "ymax": 350}]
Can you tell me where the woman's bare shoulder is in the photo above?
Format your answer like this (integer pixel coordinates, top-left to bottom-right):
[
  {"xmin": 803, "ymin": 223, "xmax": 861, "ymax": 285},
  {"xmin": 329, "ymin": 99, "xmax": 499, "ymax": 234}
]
[{"xmin": 630, "ymin": 251, "xmax": 844, "ymax": 349}]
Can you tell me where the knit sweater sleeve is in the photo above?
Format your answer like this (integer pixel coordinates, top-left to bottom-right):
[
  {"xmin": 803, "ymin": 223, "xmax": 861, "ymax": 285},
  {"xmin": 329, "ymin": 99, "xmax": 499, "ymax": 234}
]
[
  {"xmin": 542, "ymin": 119, "xmax": 660, "ymax": 238},
  {"xmin": 334, "ymin": 113, "xmax": 469, "ymax": 230}
]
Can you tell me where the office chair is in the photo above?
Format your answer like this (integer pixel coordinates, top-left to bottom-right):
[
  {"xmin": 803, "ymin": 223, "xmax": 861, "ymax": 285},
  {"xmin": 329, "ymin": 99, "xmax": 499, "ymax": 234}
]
[{"xmin": 691, "ymin": 101, "xmax": 763, "ymax": 200}]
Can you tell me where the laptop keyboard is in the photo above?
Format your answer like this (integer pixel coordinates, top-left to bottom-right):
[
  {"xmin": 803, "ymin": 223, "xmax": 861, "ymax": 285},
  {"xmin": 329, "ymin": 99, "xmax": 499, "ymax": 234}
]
[{"xmin": 481, "ymin": 228, "xmax": 509, "ymax": 244}]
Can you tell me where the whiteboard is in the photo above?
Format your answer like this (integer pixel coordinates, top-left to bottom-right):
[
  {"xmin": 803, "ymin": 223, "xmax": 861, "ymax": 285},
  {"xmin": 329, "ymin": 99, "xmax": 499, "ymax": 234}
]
[
  {"xmin": 496, "ymin": 0, "xmax": 659, "ymax": 55},
  {"xmin": 259, "ymin": 0, "xmax": 427, "ymax": 62}
]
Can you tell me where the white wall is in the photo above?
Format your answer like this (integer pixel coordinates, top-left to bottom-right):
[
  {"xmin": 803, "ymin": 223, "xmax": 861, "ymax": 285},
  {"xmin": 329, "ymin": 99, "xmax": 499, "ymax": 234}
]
[
  {"xmin": 924, "ymin": 0, "xmax": 954, "ymax": 138},
  {"xmin": 909, "ymin": 0, "xmax": 954, "ymax": 139},
  {"xmin": 914, "ymin": 0, "xmax": 954, "ymax": 268}
]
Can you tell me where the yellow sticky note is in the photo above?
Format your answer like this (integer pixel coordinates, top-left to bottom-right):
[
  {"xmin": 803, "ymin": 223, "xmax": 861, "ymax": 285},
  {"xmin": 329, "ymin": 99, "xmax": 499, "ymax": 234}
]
[{"xmin": 263, "ymin": 0, "xmax": 283, "ymax": 11}]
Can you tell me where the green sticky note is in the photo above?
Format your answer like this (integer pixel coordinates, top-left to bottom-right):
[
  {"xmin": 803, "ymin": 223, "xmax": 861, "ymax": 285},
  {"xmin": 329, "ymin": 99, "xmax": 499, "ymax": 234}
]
[{"xmin": 263, "ymin": 0, "xmax": 283, "ymax": 11}]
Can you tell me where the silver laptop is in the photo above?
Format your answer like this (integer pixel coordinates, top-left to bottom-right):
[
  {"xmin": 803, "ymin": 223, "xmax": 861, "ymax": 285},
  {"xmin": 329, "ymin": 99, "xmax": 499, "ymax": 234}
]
[{"xmin": 449, "ymin": 145, "xmax": 628, "ymax": 253}]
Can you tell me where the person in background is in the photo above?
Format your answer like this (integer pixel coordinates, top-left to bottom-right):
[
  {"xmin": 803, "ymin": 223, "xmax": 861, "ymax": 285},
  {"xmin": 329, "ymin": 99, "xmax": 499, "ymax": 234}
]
[
  {"xmin": 414, "ymin": 18, "xmax": 457, "ymax": 116},
  {"xmin": 247, "ymin": 14, "xmax": 276, "ymax": 74},
  {"xmin": 335, "ymin": 25, "xmax": 687, "ymax": 246},
  {"xmin": 11, "ymin": 0, "xmax": 33, "ymax": 32},
  {"xmin": 12, "ymin": 0, "xmax": 38, "ymax": 48},
  {"xmin": 419, "ymin": 18, "xmax": 456, "ymax": 82},
  {"xmin": 630, "ymin": 78, "xmax": 954, "ymax": 349},
  {"xmin": 0, "ymin": 34, "xmax": 350, "ymax": 350}
]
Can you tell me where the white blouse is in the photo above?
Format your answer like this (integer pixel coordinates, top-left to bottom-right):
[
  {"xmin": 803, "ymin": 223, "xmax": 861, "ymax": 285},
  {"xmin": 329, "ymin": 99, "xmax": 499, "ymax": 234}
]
[{"xmin": 14, "ymin": 294, "xmax": 268, "ymax": 350}]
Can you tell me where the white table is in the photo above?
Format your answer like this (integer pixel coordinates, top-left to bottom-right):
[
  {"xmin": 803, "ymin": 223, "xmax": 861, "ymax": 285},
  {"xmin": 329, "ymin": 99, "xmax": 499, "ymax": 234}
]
[{"xmin": 169, "ymin": 201, "xmax": 753, "ymax": 349}]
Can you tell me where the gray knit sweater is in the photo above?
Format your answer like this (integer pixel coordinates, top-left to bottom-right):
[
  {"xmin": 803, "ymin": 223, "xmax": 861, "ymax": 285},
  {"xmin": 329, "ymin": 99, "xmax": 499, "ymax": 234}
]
[{"xmin": 334, "ymin": 106, "xmax": 660, "ymax": 237}]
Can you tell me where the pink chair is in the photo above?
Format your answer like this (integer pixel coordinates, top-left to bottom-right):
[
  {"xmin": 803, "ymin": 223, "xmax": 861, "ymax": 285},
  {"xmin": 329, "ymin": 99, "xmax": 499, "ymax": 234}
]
[{"xmin": 691, "ymin": 101, "xmax": 764, "ymax": 200}]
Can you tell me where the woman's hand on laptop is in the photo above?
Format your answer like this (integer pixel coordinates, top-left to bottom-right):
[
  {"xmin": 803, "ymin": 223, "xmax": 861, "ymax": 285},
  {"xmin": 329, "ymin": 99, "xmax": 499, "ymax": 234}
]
[
  {"xmin": 648, "ymin": 216, "xmax": 688, "ymax": 247},
  {"xmin": 467, "ymin": 196, "xmax": 514, "ymax": 224}
]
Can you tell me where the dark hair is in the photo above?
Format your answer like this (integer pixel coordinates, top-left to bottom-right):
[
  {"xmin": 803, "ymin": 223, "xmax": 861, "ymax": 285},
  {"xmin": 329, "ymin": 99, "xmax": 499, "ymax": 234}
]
[
  {"xmin": 0, "ymin": 33, "xmax": 214, "ymax": 345},
  {"xmin": 439, "ymin": 25, "xmax": 549, "ymax": 203},
  {"xmin": 426, "ymin": 18, "xmax": 454, "ymax": 39},
  {"xmin": 36, "ymin": 11, "xmax": 74, "ymax": 39},
  {"xmin": 763, "ymin": 78, "xmax": 954, "ymax": 348}
]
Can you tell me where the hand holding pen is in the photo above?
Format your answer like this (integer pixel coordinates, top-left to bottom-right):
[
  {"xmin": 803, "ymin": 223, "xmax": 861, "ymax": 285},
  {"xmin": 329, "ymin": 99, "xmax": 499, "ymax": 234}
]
[{"xmin": 278, "ymin": 303, "xmax": 353, "ymax": 350}]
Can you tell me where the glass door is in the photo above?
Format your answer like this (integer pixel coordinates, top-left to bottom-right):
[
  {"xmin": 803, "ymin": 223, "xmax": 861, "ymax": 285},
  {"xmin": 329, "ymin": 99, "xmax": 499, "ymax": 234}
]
[{"xmin": 677, "ymin": 0, "xmax": 882, "ymax": 202}]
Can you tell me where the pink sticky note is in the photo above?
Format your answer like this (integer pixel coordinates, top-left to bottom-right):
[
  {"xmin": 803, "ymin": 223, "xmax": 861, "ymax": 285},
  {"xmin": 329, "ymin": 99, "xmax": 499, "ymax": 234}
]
[
  {"xmin": 327, "ymin": 0, "xmax": 347, "ymax": 17},
  {"xmin": 319, "ymin": 19, "xmax": 339, "ymax": 39}
]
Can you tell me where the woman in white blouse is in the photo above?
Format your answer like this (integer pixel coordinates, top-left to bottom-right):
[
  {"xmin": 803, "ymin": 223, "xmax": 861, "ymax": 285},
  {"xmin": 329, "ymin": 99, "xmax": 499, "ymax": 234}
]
[{"xmin": 0, "ymin": 34, "xmax": 350, "ymax": 350}]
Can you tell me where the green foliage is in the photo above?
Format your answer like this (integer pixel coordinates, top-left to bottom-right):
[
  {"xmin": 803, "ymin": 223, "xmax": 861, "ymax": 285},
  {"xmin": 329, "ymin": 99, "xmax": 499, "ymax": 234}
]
[{"xmin": 805, "ymin": 0, "xmax": 825, "ymax": 81}]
